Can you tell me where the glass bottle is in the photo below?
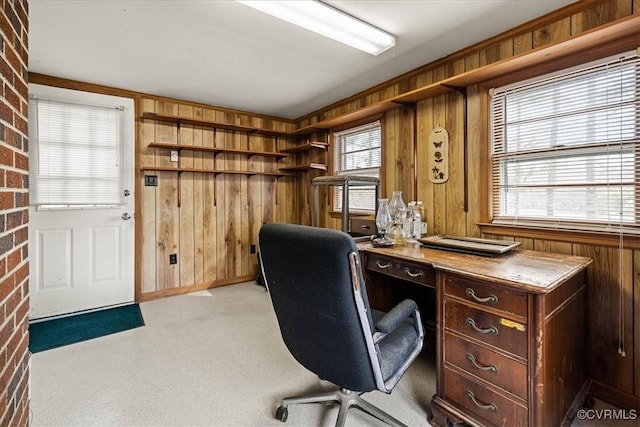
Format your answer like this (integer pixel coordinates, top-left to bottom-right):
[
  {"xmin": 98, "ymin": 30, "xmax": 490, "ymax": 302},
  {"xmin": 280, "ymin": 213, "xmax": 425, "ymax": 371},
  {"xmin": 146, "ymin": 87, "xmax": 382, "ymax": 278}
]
[
  {"xmin": 388, "ymin": 191, "xmax": 406, "ymax": 222},
  {"xmin": 409, "ymin": 202, "xmax": 422, "ymax": 239},
  {"xmin": 416, "ymin": 200, "xmax": 426, "ymax": 236},
  {"xmin": 375, "ymin": 198, "xmax": 392, "ymax": 239}
]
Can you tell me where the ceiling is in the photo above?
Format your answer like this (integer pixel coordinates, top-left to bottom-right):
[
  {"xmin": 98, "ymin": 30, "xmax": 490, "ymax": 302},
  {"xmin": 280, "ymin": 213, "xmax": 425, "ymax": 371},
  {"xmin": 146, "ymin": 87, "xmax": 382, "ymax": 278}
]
[{"xmin": 28, "ymin": 0, "xmax": 575, "ymax": 120}]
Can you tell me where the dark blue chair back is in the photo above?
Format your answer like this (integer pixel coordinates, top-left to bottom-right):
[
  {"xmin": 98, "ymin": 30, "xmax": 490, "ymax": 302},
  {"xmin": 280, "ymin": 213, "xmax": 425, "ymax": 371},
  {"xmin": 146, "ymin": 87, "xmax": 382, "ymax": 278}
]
[{"xmin": 259, "ymin": 223, "xmax": 378, "ymax": 392}]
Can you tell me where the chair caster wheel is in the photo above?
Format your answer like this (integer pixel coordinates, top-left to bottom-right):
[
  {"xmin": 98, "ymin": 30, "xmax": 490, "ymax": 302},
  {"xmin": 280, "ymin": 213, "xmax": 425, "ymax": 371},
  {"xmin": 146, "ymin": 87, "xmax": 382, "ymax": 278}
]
[{"xmin": 275, "ymin": 406, "xmax": 288, "ymax": 422}]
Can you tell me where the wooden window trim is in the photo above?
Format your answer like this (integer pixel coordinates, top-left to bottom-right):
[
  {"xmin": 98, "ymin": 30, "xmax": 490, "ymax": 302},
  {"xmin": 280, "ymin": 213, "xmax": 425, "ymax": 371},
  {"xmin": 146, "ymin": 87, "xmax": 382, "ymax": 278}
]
[
  {"xmin": 328, "ymin": 114, "xmax": 384, "ymax": 215},
  {"xmin": 477, "ymin": 38, "xmax": 640, "ymax": 250},
  {"xmin": 478, "ymin": 222, "xmax": 640, "ymax": 250}
]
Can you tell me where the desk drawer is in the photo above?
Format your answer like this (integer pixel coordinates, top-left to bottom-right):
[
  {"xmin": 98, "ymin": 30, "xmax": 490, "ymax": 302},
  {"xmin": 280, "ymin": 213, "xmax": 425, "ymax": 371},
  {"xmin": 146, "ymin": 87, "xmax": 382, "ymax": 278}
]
[
  {"xmin": 444, "ymin": 367, "xmax": 528, "ymax": 427},
  {"xmin": 444, "ymin": 275, "xmax": 527, "ymax": 318},
  {"xmin": 445, "ymin": 300, "xmax": 527, "ymax": 359},
  {"xmin": 444, "ymin": 332, "xmax": 527, "ymax": 399},
  {"xmin": 366, "ymin": 254, "xmax": 435, "ymax": 287},
  {"xmin": 350, "ymin": 218, "xmax": 376, "ymax": 236}
]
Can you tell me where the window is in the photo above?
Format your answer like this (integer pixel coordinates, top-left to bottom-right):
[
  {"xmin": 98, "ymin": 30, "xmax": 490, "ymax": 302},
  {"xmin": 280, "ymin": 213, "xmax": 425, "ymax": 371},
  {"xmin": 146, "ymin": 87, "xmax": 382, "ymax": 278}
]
[
  {"xmin": 490, "ymin": 52, "xmax": 639, "ymax": 233},
  {"xmin": 333, "ymin": 121, "xmax": 382, "ymax": 212},
  {"xmin": 28, "ymin": 98, "xmax": 125, "ymax": 209}
]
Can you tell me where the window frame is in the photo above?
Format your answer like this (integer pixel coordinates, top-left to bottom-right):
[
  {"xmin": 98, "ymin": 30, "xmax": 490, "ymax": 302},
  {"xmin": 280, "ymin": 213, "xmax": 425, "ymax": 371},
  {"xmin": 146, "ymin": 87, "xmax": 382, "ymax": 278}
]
[
  {"xmin": 330, "ymin": 119, "xmax": 383, "ymax": 215},
  {"xmin": 490, "ymin": 53, "xmax": 639, "ymax": 229},
  {"xmin": 478, "ymin": 50, "xmax": 640, "ymax": 249}
]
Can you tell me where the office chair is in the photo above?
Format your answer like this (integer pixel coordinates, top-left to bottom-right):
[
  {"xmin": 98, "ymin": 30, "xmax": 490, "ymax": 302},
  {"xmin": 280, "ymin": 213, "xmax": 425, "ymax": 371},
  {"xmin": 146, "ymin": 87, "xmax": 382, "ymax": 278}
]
[{"xmin": 258, "ymin": 223, "xmax": 424, "ymax": 427}]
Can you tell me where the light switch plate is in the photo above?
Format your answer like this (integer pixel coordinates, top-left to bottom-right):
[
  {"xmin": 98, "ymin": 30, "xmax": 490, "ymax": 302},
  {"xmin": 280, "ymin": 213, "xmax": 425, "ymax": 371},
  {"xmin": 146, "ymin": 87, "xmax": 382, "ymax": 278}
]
[
  {"xmin": 170, "ymin": 150, "xmax": 179, "ymax": 162},
  {"xmin": 144, "ymin": 175, "xmax": 158, "ymax": 186}
]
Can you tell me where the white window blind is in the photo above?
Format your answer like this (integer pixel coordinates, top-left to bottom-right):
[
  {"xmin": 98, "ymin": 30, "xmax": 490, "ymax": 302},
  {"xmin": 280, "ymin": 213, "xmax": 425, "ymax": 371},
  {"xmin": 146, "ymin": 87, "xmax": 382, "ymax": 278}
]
[
  {"xmin": 28, "ymin": 98, "xmax": 125, "ymax": 208},
  {"xmin": 333, "ymin": 121, "xmax": 381, "ymax": 212},
  {"xmin": 490, "ymin": 52, "xmax": 640, "ymax": 232}
]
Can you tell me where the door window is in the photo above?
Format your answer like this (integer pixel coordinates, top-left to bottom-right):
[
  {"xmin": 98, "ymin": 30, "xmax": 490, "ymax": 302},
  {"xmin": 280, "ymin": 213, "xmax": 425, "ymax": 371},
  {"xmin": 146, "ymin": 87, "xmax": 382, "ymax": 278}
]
[{"xmin": 28, "ymin": 98, "xmax": 125, "ymax": 209}]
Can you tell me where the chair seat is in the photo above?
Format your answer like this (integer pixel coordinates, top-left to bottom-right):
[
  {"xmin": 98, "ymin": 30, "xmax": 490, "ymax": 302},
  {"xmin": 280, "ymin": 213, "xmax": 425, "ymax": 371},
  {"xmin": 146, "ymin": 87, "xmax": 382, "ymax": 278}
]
[{"xmin": 372, "ymin": 310, "xmax": 422, "ymax": 389}]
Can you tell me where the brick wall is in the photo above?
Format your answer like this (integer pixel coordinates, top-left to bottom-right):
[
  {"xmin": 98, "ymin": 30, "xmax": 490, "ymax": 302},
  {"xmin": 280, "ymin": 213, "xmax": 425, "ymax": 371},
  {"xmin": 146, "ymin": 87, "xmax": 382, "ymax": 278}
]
[{"xmin": 0, "ymin": 1, "xmax": 29, "ymax": 426}]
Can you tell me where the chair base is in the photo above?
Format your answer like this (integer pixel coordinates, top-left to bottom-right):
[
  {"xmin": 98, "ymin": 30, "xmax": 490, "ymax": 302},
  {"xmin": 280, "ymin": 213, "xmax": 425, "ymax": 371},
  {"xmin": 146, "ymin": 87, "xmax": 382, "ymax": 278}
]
[{"xmin": 276, "ymin": 387, "xmax": 407, "ymax": 427}]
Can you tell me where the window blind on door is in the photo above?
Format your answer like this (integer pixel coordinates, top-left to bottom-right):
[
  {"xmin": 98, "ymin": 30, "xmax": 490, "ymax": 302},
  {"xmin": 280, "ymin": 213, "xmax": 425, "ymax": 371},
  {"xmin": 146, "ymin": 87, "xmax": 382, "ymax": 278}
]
[
  {"xmin": 490, "ymin": 51, "xmax": 640, "ymax": 232},
  {"xmin": 28, "ymin": 98, "xmax": 125, "ymax": 207}
]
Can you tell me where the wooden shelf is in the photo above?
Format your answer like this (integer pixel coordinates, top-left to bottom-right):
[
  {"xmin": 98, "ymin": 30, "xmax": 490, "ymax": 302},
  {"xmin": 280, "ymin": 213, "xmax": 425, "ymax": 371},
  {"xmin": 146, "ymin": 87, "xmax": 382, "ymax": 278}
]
[
  {"xmin": 142, "ymin": 117, "xmax": 295, "ymax": 208},
  {"xmin": 141, "ymin": 112, "xmax": 293, "ymax": 138},
  {"xmin": 147, "ymin": 142, "xmax": 288, "ymax": 159},
  {"xmin": 293, "ymin": 102, "xmax": 400, "ymax": 135},
  {"xmin": 279, "ymin": 141, "xmax": 329, "ymax": 153},
  {"xmin": 140, "ymin": 166, "xmax": 291, "ymax": 177},
  {"xmin": 279, "ymin": 163, "xmax": 327, "ymax": 172},
  {"xmin": 291, "ymin": 15, "xmax": 640, "ymax": 131},
  {"xmin": 145, "ymin": 142, "xmax": 290, "ymax": 176}
]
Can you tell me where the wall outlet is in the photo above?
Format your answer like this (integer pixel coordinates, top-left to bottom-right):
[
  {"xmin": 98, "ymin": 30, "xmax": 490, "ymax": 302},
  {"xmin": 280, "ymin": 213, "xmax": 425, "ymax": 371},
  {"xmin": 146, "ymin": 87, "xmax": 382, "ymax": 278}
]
[
  {"xmin": 169, "ymin": 253, "xmax": 177, "ymax": 264},
  {"xmin": 250, "ymin": 244, "xmax": 256, "ymax": 254},
  {"xmin": 170, "ymin": 150, "xmax": 179, "ymax": 162}
]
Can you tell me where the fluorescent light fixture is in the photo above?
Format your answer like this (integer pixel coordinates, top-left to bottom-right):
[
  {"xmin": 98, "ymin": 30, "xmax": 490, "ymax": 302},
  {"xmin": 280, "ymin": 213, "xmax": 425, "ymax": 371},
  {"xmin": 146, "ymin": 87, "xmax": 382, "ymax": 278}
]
[{"xmin": 237, "ymin": 0, "xmax": 395, "ymax": 56}]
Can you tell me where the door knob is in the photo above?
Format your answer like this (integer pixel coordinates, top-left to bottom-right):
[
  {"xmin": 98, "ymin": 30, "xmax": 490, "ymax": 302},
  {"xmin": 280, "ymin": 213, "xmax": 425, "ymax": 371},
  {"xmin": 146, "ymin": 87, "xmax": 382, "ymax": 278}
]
[{"xmin": 122, "ymin": 213, "xmax": 132, "ymax": 220}]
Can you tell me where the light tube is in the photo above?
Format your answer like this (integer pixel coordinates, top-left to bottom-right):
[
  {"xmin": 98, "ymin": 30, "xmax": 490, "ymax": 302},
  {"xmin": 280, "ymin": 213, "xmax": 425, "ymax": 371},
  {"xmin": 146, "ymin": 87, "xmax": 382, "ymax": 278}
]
[{"xmin": 236, "ymin": 1, "xmax": 395, "ymax": 56}]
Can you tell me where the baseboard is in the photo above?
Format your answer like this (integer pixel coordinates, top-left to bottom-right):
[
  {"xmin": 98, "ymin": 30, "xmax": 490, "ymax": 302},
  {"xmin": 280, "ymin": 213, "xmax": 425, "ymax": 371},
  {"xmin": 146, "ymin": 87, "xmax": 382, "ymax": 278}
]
[
  {"xmin": 562, "ymin": 379, "xmax": 593, "ymax": 426},
  {"xmin": 138, "ymin": 274, "xmax": 257, "ymax": 302},
  {"xmin": 591, "ymin": 380, "xmax": 640, "ymax": 411}
]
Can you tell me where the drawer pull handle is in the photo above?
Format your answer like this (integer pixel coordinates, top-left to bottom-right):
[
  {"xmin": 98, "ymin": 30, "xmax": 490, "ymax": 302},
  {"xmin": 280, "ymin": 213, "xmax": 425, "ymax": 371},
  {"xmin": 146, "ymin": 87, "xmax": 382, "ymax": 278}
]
[
  {"xmin": 375, "ymin": 261, "xmax": 392, "ymax": 269},
  {"xmin": 404, "ymin": 267, "xmax": 425, "ymax": 278},
  {"xmin": 466, "ymin": 354, "xmax": 498, "ymax": 373},
  {"xmin": 466, "ymin": 318, "xmax": 498, "ymax": 335},
  {"xmin": 465, "ymin": 288, "xmax": 498, "ymax": 304},
  {"xmin": 466, "ymin": 390, "xmax": 497, "ymax": 412}
]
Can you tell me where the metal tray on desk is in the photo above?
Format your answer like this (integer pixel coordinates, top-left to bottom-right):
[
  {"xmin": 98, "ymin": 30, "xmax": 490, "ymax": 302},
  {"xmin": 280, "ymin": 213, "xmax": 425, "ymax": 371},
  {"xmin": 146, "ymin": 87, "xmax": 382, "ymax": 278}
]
[{"xmin": 417, "ymin": 235, "xmax": 521, "ymax": 256}]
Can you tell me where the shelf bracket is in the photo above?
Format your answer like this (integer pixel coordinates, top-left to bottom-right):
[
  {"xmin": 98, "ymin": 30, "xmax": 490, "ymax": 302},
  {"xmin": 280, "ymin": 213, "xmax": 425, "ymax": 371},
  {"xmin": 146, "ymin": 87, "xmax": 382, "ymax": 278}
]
[
  {"xmin": 213, "ymin": 174, "xmax": 217, "ymax": 207},
  {"xmin": 442, "ymin": 84, "xmax": 466, "ymax": 96},
  {"xmin": 177, "ymin": 170, "xmax": 183, "ymax": 208},
  {"xmin": 274, "ymin": 176, "xmax": 278, "ymax": 205}
]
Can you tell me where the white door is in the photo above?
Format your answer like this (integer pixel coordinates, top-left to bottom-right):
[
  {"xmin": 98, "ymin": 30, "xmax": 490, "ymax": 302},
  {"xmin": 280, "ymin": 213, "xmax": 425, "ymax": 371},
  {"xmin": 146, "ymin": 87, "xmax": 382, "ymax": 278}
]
[{"xmin": 28, "ymin": 85, "xmax": 135, "ymax": 319}]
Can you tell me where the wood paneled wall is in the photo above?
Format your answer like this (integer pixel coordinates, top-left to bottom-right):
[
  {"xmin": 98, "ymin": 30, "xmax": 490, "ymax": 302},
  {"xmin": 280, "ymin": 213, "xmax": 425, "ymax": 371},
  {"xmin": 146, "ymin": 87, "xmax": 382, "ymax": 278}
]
[
  {"xmin": 415, "ymin": 94, "xmax": 470, "ymax": 237},
  {"xmin": 306, "ymin": 0, "xmax": 639, "ymax": 410},
  {"xmin": 137, "ymin": 97, "xmax": 297, "ymax": 300},
  {"xmin": 384, "ymin": 106, "xmax": 416, "ymax": 203}
]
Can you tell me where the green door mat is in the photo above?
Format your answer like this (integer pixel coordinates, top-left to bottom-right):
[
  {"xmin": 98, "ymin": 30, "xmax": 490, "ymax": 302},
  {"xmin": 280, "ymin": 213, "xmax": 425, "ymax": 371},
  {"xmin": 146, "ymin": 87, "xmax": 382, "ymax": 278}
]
[{"xmin": 29, "ymin": 304, "xmax": 145, "ymax": 353}]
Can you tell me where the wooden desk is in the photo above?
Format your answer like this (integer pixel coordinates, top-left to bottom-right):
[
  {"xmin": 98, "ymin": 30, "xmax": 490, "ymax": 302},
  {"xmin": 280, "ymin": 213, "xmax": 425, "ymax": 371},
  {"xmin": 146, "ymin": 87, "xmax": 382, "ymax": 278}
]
[{"xmin": 358, "ymin": 241, "xmax": 593, "ymax": 427}]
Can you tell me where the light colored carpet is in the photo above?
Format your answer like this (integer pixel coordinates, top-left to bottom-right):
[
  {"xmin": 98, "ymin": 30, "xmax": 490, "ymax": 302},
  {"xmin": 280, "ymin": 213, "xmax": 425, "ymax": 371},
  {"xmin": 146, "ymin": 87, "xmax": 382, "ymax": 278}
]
[
  {"xmin": 29, "ymin": 282, "xmax": 435, "ymax": 426},
  {"xmin": 29, "ymin": 281, "xmax": 624, "ymax": 426}
]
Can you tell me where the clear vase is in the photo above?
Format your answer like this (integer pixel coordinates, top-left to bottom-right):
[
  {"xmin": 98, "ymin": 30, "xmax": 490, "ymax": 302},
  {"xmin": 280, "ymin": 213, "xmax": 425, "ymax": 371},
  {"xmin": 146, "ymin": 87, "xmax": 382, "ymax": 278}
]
[{"xmin": 375, "ymin": 198, "xmax": 392, "ymax": 238}]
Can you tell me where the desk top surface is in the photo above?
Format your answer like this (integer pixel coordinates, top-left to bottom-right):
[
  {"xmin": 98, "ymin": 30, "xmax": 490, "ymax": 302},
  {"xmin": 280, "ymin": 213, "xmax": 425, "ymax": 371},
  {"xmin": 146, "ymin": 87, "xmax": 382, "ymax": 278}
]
[{"xmin": 358, "ymin": 241, "xmax": 593, "ymax": 293}]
